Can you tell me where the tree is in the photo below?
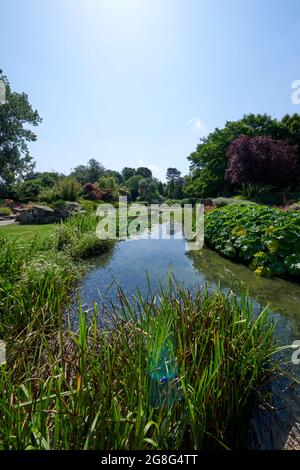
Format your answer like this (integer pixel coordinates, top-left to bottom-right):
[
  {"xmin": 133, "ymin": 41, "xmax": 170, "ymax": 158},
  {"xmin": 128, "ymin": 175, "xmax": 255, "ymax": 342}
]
[
  {"xmin": 0, "ymin": 70, "xmax": 42, "ymax": 190},
  {"xmin": 136, "ymin": 167, "xmax": 152, "ymax": 179},
  {"xmin": 127, "ymin": 175, "xmax": 144, "ymax": 200},
  {"xmin": 166, "ymin": 168, "xmax": 184, "ymax": 199},
  {"xmin": 138, "ymin": 178, "xmax": 160, "ymax": 202},
  {"xmin": 167, "ymin": 179, "xmax": 175, "ymax": 198},
  {"xmin": 166, "ymin": 168, "xmax": 181, "ymax": 181},
  {"xmin": 173, "ymin": 177, "xmax": 185, "ymax": 199},
  {"xmin": 12, "ymin": 171, "xmax": 62, "ymax": 202},
  {"xmin": 87, "ymin": 159, "xmax": 105, "ymax": 183},
  {"xmin": 104, "ymin": 169, "xmax": 124, "ymax": 184},
  {"xmin": 187, "ymin": 114, "xmax": 288, "ymax": 197},
  {"xmin": 122, "ymin": 167, "xmax": 136, "ymax": 180},
  {"xmin": 281, "ymin": 113, "xmax": 300, "ymax": 157},
  {"xmin": 71, "ymin": 159, "xmax": 105, "ymax": 184},
  {"xmin": 98, "ymin": 175, "xmax": 119, "ymax": 200},
  {"xmin": 225, "ymin": 135, "xmax": 299, "ymax": 189},
  {"xmin": 158, "ymin": 181, "xmax": 165, "ymax": 195}
]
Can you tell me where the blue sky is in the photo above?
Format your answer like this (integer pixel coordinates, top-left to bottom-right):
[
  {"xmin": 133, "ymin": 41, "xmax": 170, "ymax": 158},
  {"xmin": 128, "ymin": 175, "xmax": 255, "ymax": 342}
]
[{"xmin": 1, "ymin": 0, "xmax": 300, "ymax": 180}]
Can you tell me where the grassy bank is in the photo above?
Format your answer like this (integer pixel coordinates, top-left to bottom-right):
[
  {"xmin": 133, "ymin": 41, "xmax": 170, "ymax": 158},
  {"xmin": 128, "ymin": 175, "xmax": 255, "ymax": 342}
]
[
  {"xmin": 205, "ymin": 204, "xmax": 300, "ymax": 277},
  {"xmin": 0, "ymin": 282, "xmax": 278, "ymax": 450},
  {"xmin": 0, "ymin": 213, "xmax": 114, "ymax": 336},
  {"xmin": 0, "ymin": 223, "xmax": 56, "ymax": 241}
]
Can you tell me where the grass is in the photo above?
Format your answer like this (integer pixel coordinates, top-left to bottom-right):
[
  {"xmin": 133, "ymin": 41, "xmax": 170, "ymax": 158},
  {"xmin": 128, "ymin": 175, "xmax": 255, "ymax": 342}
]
[
  {"xmin": 0, "ymin": 223, "xmax": 57, "ymax": 241},
  {"xmin": 0, "ymin": 281, "xmax": 279, "ymax": 450}
]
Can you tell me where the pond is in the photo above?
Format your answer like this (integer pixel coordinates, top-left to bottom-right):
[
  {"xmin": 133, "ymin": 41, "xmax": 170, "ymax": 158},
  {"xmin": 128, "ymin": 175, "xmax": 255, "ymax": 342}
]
[{"xmin": 70, "ymin": 223, "xmax": 300, "ymax": 450}]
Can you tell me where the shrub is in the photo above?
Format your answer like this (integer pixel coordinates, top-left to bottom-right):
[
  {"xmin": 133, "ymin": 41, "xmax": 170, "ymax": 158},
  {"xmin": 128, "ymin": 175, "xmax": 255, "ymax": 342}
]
[
  {"xmin": 0, "ymin": 207, "xmax": 12, "ymax": 216},
  {"xmin": 38, "ymin": 185, "xmax": 60, "ymax": 204},
  {"xmin": 54, "ymin": 214, "xmax": 115, "ymax": 260},
  {"xmin": 78, "ymin": 198, "xmax": 98, "ymax": 213},
  {"xmin": 205, "ymin": 204, "xmax": 300, "ymax": 277},
  {"xmin": 212, "ymin": 197, "xmax": 253, "ymax": 208},
  {"xmin": 67, "ymin": 232, "xmax": 114, "ymax": 260},
  {"xmin": 39, "ymin": 179, "xmax": 82, "ymax": 203},
  {"xmin": 164, "ymin": 199, "xmax": 183, "ymax": 206},
  {"xmin": 83, "ymin": 183, "xmax": 114, "ymax": 201},
  {"xmin": 59, "ymin": 179, "xmax": 82, "ymax": 201},
  {"xmin": 181, "ymin": 197, "xmax": 198, "ymax": 206}
]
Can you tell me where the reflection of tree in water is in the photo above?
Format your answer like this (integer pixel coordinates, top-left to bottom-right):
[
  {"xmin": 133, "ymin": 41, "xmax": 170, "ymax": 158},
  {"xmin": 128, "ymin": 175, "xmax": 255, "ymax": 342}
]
[{"xmin": 186, "ymin": 247, "xmax": 300, "ymax": 330}]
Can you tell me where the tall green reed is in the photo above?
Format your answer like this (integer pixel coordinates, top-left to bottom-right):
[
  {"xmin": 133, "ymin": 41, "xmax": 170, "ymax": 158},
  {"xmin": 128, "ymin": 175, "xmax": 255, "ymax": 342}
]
[{"xmin": 0, "ymin": 282, "xmax": 279, "ymax": 450}]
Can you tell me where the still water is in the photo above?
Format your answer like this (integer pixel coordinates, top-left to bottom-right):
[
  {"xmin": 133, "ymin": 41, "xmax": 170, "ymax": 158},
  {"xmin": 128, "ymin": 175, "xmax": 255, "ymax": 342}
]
[{"xmin": 72, "ymin": 224, "xmax": 300, "ymax": 449}]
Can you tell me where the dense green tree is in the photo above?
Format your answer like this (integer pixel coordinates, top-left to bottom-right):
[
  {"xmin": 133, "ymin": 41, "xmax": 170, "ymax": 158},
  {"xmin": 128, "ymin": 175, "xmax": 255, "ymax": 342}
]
[
  {"xmin": 138, "ymin": 177, "xmax": 160, "ymax": 202},
  {"xmin": 127, "ymin": 175, "xmax": 144, "ymax": 200},
  {"xmin": 122, "ymin": 167, "xmax": 136, "ymax": 180},
  {"xmin": 104, "ymin": 169, "xmax": 124, "ymax": 184},
  {"xmin": 167, "ymin": 179, "xmax": 175, "ymax": 198},
  {"xmin": 158, "ymin": 181, "xmax": 165, "ymax": 195},
  {"xmin": 187, "ymin": 114, "xmax": 288, "ymax": 197},
  {"xmin": 166, "ymin": 168, "xmax": 181, "ymax": 181},
  {"xmin": 136, "ymin": 167, "xmax": 152, "ymax": 179},
  {"xmin": 98, "ymin": 175, "xmax": 119, "ymax": 199},
  {"xmin": 173, "ymin": 177, "xmax": 185, "ymax": 199},
  {"xmin": 71, "ymin": 159, "xmax": 105, "ymax": 184},
  {"xmin": 12, "ymin": 171, "xmax": 62, "ymax": 202},
  {"xmin": 281, "ymin": 114, "xmax": 300, "ymax": 153},
  {"xmin": 0, "ymin": 70, "xmax": 42, "ymax": 192},
  {"xmin": 165, "ymin": 168, "xmax": 184, "ymax": 199}
]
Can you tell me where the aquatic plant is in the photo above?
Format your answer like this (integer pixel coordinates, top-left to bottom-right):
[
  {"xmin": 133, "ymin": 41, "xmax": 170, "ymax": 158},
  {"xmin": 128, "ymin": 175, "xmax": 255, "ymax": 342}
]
[{"xmin": 0, "ymin": 282, "xmax": 278, "ymax": 450}]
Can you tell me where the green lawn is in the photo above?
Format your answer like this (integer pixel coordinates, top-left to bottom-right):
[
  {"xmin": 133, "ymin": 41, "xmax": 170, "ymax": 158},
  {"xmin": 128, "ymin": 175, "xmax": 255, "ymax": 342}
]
[{"xmin": 0, "ymin": 222, "xmax": 57, "ymax": 241}]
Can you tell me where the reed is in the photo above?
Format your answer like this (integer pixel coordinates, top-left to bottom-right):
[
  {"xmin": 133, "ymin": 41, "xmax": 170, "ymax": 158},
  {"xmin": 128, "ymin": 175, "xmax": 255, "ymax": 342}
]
[{"xmin": 0, "ymin": 281, "xmax": 278, "ymax": 450}]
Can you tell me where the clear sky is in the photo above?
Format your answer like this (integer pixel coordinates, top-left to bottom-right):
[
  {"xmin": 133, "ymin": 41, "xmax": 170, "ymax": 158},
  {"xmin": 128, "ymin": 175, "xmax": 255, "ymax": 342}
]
[{"xmin": 1, "ymin": 0, "xmax": 300, "ymax": 180}]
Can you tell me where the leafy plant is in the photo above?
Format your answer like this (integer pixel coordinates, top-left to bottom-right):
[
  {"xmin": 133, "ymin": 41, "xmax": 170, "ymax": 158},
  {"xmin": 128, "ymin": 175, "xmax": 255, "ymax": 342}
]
[
  {"xmin": 0, "ymin": 207, "xmax": 11, "ymax": 216},
  {"xmin": 205, "ymin": 204, "xmax": 300, "ymax": 277}
]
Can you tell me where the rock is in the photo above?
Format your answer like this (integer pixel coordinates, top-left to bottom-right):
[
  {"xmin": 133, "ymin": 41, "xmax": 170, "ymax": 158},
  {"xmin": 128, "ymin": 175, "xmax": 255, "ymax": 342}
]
[
  {"xmin": 54, "ymin": 201, "xmax": 81, "ymax": 220},
  {"xmin": 15, "ymin": 202, "xmax": 82, "ymax": 224},
  {"xmin": 17, "ymin": 205, "xmax": 56, "ymax": 224},
  {"xmin": 15, "ymin": 208, "xmax": 35, "ymax": 224},
  {"xmin": 62, "ymin": 201, "xmax": 80, "ymax": 211},
  {"xmin": 32, "ymin": 205, "xmax": 55, "ymax": 216}
]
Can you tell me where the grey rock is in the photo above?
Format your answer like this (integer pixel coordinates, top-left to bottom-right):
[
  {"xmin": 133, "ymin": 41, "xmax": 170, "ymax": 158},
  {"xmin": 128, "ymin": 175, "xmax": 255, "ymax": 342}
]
[{"xmin": 15, "ymin": 202, "xmax": 82, "ymax": 224}]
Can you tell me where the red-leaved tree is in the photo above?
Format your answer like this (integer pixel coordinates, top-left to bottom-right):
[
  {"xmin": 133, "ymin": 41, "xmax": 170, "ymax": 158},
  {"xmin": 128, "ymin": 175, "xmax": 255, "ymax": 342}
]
[{"xmin": 225, "ymin": 136, "xmax": 299, "ymax": 188}]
